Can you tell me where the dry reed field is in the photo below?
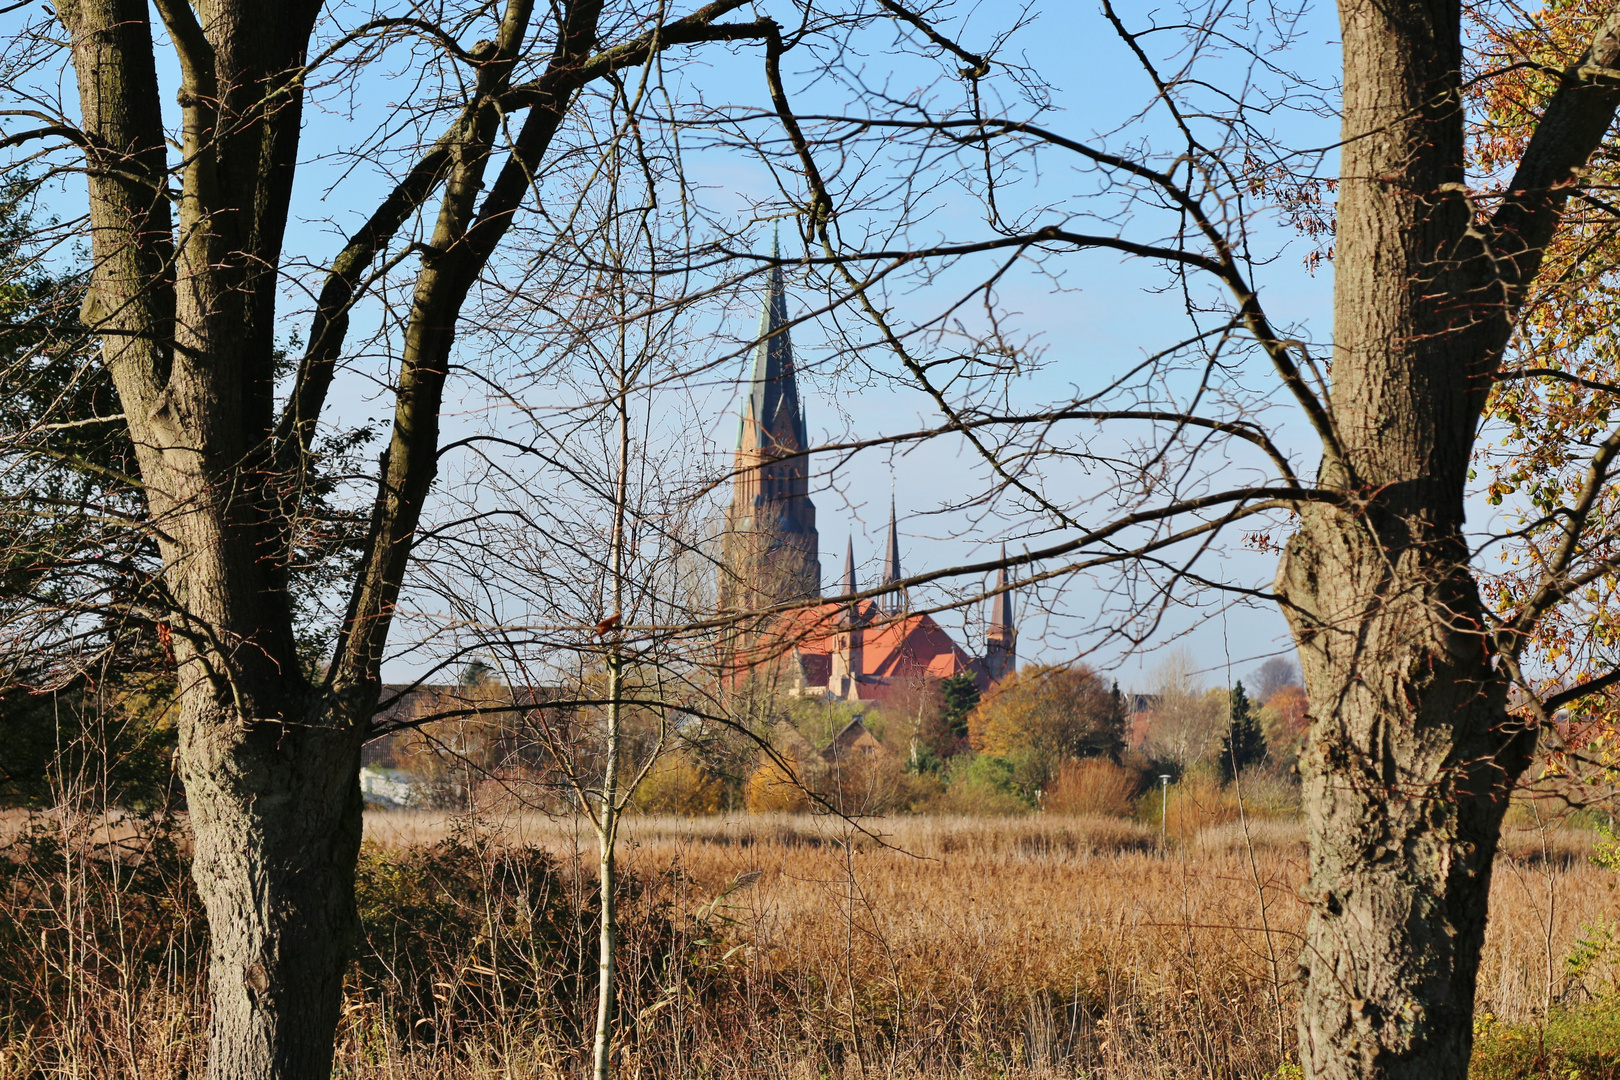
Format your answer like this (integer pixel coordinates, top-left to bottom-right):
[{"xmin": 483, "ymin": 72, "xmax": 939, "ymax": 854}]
[
  {"xmin": 2, "ymin": 807, "xmax": 1614, "ymax": 1080},
  {"xmin": 363, "ymin": 810, "xmax": 1609, "ymax": 1077}
]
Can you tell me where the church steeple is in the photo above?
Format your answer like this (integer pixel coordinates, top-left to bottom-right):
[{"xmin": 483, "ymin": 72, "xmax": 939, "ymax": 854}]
[
  {"xmin": 841, "ymin": 535, "xmax": 857, "ymax": 597},
  {"xmin": 740, "ymin": 229, "xmax": 809, "ymax": 458},
  {"xmin": 984, "ymin": 544, "xmax": 1017, "ymax": 681},
  {"xmin": 881, "ymin": 498, "xmax": 905, "ymax": 615},
  {"xmin": 718, "ymin": 233, "xmax": 821, "ymax": 614}
]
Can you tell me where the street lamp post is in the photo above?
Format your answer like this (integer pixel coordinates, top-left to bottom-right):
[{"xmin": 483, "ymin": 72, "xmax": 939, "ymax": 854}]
[{"xmin": 1158, "ymin": 774, "xmax": 1172, "ymax": 852}]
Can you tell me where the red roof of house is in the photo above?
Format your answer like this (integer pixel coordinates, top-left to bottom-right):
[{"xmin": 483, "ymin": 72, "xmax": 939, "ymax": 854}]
[{"xmin": 742, "ymin": 599, "xmax": 987, "ymax": 700}]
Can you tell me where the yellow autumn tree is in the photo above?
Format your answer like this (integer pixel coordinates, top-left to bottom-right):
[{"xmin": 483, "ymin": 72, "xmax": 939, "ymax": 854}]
[
  {"xmin": 745, "ymin": 756, "xmax": 812, "ymax": 813},
  {"xmin": 1470, "ymin": 0, "xmax": 1620, "ymax": 773},
  {"xmin": 744, "ymin": 721, "xmax": 826, "ymax": 812},
  {"xmin": 631, "ymin": 751, "xmax": 724, "ymax": 816},
  {"xmin": 967, "ymin": 664, "xmax": 1117, "ymax": 765}
]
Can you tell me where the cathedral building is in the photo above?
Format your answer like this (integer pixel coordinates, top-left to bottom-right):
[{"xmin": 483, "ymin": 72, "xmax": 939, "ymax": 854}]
[{"xmin": 720, "ymin": 257, "xmax": 1016, "ymax": 703}]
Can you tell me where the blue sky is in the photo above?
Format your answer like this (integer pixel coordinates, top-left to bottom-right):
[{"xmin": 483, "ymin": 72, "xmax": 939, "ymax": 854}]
[
  {"xmin": 6, "ymin": 0, "xmax": 1350, "ymax": 690},
  {"xmin": 718, "ymin": 0, "xmax": 1345, "ymax": 687}
]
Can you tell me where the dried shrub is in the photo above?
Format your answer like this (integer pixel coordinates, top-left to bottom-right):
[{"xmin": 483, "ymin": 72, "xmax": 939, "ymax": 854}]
[
  {"xmin": 350, "ymin": 835, "xmax": 581, "ymax": 1043},
  {"xmin": 1136, "ymin": 769, "xmax": 1300, "ymax": 836},
  {"xmin": 0, "ymin": 811, "xmax": 206, "ymax": 1079},
  {"xmin": 1045, "ymin": 758, "xmax": 1145, "ymax": 817},
  {"xmin": 821, "ymin": 752, "xmax": 913, "ymax": 815}
]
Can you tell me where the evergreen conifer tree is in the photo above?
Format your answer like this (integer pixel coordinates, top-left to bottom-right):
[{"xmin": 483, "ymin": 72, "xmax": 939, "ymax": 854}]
[
  {"xmin": 1104, "ymin": 681, "xmax": 1129, "ymax": 761},
  {"xmin": 1218, "ymin": 681, "xmax": 1267, "ymax": 782},
  {"xmin": 940, "ymin": 671, "xmax": 980, "ymax": 745}
]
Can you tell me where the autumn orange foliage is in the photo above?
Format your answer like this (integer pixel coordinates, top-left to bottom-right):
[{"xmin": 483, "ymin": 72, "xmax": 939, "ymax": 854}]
[
  {"xmin": 966, "ymin": 663, "xmax": 1115, "ymax": 761},
  {"xmin": 1467, "ymin": 0, "xmax": 1620, "ymax": 774}
]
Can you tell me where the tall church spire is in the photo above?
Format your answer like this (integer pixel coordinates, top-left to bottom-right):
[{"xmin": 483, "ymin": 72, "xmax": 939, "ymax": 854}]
[
  {"xmin": 841, "ymin": 535, "xmax": 857, "ymax": 596},
  {"xmin": 718, "ymin": 232, "xmax": 821, "ymax": 614},
  {"xmin": 984, "ymin": 544, "xmax": 1017, "ymax": 681},
  {"xmin": 740, "ymin": 227, "xmax": 808, "ymax": 455},
  {"xmin": 881, "ymin": 498, "xmax": 904, "ymax": 614}
]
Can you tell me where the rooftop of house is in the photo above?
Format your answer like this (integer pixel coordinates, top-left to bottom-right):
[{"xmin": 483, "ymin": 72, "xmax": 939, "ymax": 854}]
[
  {"xmin": 819, "ymin": 717, "xmax": 887, "ymax": 762},
  {"xmin": 754, "ymin": 598, "xmax": 985, "ymax": 686}
]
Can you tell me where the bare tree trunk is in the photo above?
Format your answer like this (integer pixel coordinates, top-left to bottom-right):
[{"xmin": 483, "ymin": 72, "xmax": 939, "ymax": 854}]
[
  {"xmin": 52, "ymin": 0, "xmax": 761, "ymax": 1075},
  {"xmin": 183, "ymin": 716, "xmax": 366, "ymax": 1079},
  {"xmin": 592, "ymin": 341, "xmax": 634, "ymax": 1080},
  {"xmin": 1282, "ymin": 524, "xmax": 1529, "ymax": 1078},
  {"xmin": 1281, "ymin": 9, "xmax": 1523, "ymax": 1073},
  {"xmin": 1280, "ymin": 3, "xmax": 1620, "ymax": 1077},
  {"xmin": 593, "ymin": 659, "xmax": 622, "ymax": 1080}
]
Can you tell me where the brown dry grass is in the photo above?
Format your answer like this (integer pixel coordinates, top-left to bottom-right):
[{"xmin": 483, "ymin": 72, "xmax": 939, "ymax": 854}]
[
  {"xmin": 358, "ymin": 810, "xmax": 1614, "ymax": 1075},
  {"xmin": 3, "ymin": 809, "xmax": 1615, "ymax": 1080}
]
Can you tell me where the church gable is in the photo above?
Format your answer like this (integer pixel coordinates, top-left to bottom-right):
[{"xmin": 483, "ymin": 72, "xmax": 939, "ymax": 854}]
[
  {"xmin": 745, "ymin": 598, "xmax": 989, "ymax": 703},
  {"xmin": 863, "ymin": 613, "xmax": 977, "ymax": 682}
]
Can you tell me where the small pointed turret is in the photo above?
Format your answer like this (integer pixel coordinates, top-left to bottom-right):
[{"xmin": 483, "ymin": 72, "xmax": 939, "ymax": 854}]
[
  {"xmin": 989, "ymin": 545, "xmax": 1013, "ymax": 634},
  {"xmin": 832, "ymin": 534, "xmax": 865, "ymax": 696},
  {"xmin": 984, "ymin": 544, "xmax": 1017, "ymax": 681},
  {"xmin": 881, "ymin": 498, "xmax": 904, "ymax": 614}
]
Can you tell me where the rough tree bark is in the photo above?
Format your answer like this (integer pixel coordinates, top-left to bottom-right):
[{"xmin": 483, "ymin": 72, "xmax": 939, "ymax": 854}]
[
  {"xmin": 51, "ymin": 1, "xmax": 763, "ymax": 1077},
  {"xmin": 63, "ymin": 3, "xmax": 350, "ymax": 1073},
  {"xmin": 1280, "ymin": 4, "xmax": 1620, "ymax": 1078}
]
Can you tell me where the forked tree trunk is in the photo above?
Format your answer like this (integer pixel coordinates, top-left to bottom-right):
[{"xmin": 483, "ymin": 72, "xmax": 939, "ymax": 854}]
[
  {"xmin": 60, "ymin": 5, "xmax": 359, "ymax": 1075},
  {"xmin": 54, "ymin": 0, "xmax": 761, "ymax": 1068},
  {"xmin": 52, "ymin": 0, "xmax": 773, "ymax": 1076},
  {"xmin": 1280, "ymin": 2, "xmax": 1620, "ymax": 1077}
]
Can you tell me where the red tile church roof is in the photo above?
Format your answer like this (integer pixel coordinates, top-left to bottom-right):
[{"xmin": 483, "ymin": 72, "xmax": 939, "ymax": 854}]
[{"xmin": 745, "ymin": 598, "xmax": 987, "ymax": 699}]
